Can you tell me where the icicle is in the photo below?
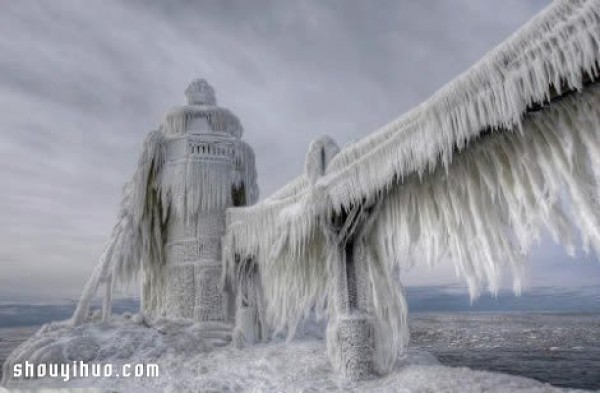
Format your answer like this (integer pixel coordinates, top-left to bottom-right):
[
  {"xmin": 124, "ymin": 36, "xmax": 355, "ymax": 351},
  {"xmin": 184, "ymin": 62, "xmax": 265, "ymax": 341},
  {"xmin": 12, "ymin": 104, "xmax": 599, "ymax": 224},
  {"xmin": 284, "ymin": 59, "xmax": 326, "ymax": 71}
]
[
  {"xmin": 162, "ymin": 106, "xmax": 243, "ymax": 138},
  {"xmin": 212, "ymin": 2, "xmax": 600, "ymax": 372},
  {"xmin": 102, "ymin": 274, "xmax": 113, "ymax": 323},
  {"xmin": 315, "ymin": 0, "xmax": 600, "ymax": 211},
  {"xmin": 226, "ymin": 83, "xmax": 600, "ymax": 375}
]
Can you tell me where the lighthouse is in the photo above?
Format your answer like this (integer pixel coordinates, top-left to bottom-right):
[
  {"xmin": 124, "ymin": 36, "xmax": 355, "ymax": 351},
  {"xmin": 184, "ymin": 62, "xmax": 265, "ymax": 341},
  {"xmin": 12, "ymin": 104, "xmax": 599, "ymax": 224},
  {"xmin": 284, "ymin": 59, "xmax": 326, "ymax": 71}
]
[
  {"xmin": 71, "ymin": 79, "xmax": 258, "ymax": 329},
  {"xmin": 159, "ymin": 79, "xmax": 258, "ymax": 322}
]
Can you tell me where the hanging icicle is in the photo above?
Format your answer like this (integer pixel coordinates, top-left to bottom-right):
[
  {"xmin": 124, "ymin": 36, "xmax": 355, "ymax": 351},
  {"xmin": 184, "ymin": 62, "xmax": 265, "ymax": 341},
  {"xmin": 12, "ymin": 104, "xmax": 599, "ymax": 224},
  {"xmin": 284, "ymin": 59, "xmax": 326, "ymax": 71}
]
[{"xmin": 225, "ymin": 0, "xmax": 600, "ymax": 376}]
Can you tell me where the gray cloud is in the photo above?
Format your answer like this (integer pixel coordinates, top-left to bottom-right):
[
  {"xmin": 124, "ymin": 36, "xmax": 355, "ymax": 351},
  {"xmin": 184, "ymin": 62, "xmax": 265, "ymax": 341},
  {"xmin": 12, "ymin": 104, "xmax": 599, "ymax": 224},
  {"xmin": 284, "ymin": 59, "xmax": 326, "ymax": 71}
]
[{"xmin": 1, "ymin": 0, "xmax": 597, "ymax": 301}]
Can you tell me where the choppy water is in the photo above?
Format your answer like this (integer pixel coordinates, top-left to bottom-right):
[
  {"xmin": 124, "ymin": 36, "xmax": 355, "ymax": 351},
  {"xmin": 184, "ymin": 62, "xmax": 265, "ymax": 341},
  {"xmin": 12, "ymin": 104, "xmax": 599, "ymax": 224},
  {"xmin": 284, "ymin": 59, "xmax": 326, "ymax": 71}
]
[{"xmin": 410, "ymin": 313, "xmax": 600, "ymax": 390}]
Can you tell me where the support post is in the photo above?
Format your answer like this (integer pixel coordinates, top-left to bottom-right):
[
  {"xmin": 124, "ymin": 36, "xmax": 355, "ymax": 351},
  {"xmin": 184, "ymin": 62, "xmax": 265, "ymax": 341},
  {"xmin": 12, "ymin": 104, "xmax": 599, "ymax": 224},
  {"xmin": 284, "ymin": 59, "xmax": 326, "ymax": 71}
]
[
  {"xmin": 101, "ymin": 274, "xmax": 113, "ymax": 323},
  {"xmin": 232, "ymin": 257, "xmax": 265, "ymax": 347},
  {"xmin": 325, "ymin": 200, "xmax": 381, "ymax": 380}
]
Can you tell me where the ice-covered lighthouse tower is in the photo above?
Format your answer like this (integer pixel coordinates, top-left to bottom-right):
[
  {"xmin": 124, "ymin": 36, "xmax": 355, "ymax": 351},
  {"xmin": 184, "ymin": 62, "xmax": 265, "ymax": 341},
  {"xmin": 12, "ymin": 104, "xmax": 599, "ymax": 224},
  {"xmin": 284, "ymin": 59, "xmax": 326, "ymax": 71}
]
[
  {"xmin": 159, "ymin": 79, "xmax": 258, "ymax": 321},
  {"xmin": 71, "ymin": 79, "xmax": 258, "ymax": 327}
]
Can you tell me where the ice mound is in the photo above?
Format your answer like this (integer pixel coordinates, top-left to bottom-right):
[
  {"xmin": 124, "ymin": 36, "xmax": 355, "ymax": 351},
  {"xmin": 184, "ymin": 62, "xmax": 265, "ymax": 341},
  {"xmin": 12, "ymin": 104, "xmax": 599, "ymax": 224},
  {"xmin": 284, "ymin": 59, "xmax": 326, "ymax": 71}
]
[
  {"xmin": 1, "ymin": 315, "xmax": 591, "ymax": 392},
  {"xmin": 1, "ymin": 314, "xmax": 230, "ymax": 389}
]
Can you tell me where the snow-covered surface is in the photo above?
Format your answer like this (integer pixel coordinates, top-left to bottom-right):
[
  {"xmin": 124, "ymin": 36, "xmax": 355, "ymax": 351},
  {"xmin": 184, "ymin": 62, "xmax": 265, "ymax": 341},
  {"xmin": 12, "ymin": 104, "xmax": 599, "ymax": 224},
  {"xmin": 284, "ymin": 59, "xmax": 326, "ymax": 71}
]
[{"xmin": 2, "ymin": 314, "xmax": 597, "ymax": 392}]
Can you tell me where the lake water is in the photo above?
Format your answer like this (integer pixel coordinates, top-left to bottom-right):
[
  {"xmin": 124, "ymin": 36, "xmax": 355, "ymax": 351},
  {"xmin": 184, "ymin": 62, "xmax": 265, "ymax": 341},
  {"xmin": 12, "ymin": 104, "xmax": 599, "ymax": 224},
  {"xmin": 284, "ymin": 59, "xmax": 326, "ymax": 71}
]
[{"xmin": 410, "ymin": 313, "xmax": 600, "ymax": 390}]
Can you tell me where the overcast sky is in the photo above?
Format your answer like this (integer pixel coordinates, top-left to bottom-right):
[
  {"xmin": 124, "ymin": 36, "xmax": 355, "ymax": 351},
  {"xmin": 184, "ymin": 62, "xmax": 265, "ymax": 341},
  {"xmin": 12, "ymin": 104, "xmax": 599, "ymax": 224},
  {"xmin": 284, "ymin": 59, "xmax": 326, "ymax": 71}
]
[{"xmin": 1, "ymin": 0, "xmax": 598, "ymax": 301}]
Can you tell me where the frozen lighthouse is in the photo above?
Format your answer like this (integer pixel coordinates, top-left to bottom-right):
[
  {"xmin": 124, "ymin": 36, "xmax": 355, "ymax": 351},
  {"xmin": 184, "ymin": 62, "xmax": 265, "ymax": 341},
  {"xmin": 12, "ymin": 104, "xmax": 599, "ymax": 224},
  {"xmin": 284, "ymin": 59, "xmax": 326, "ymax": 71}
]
[
  {"xmin": 4, "ymin": 0, "xmax": 600, "ymax": 387},
  {"xmin": 160, "ymin": 79, "xmax": 257, "ymax": 321},
  {"xmin": 71, "ymin": 79, "xmax": 258, "ymax": 326}
]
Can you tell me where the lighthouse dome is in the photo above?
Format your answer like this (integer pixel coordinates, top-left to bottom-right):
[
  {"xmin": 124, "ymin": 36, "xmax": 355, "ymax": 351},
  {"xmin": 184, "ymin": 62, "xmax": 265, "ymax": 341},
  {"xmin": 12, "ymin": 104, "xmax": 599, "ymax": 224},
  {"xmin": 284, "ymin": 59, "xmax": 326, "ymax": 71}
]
[
  {"xmin": 185, "ymin": 79, "xmax": 216, "ymax": 106},
  {"xmin": 162, "ymin": 79, "xmax": 243, "ymax": 139}
]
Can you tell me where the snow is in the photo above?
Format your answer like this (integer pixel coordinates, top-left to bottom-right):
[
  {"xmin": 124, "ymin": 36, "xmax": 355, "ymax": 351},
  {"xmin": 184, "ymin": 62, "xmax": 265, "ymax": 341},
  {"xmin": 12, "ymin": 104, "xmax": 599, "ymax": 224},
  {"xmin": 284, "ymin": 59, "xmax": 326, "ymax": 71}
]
[{"xmin": 2, "ymin": 314, "xmax": 594, "ymax": 392}]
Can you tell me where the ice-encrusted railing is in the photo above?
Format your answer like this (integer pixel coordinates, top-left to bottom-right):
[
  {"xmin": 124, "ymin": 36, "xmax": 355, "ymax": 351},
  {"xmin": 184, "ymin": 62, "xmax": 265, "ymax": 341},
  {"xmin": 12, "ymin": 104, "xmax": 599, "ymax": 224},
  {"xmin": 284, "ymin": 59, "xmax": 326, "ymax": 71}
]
[{"xmin": 223, "ymin": 0, "xmax": 600, "ymax": 381}]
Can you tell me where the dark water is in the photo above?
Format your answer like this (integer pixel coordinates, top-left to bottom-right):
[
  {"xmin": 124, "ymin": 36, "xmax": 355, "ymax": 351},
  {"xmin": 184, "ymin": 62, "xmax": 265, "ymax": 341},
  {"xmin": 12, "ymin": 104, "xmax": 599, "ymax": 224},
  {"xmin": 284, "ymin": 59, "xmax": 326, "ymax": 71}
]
[
  {"xmin": 410, "ymin": 313, "xmax": 600, "ymax": 391},
  {"xmin": 0, "ymin": 298, "xmax": 139, "ymax": 328},
  {"xmin": 406, "ymin": 285, "xmax": 600, "ymax": 314},
  {"xmin": 436, "ymin": 349, "xmax": 600, "ymax": 390},
  {"xmin": 404, "ymin": 286, "xmax": 600, "ymax": 390}
]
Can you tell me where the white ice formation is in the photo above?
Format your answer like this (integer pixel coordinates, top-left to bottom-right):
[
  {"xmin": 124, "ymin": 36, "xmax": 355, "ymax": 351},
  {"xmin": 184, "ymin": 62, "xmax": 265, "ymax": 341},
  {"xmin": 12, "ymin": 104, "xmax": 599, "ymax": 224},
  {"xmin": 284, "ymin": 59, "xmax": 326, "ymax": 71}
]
[
  {"xmin": 4, "ymin": 0, "xmax": 600, "ymax": 387},
  {"xmin": 71, "ymin": 79, "xmax": 259, "ymax": 328},
  {"xmin": 5, "ymin": 314, "xmax": 589, "ymax": 393},
  {"xmin": 224, "ymin": 0, "xmax": 600, "ymax": 379}
]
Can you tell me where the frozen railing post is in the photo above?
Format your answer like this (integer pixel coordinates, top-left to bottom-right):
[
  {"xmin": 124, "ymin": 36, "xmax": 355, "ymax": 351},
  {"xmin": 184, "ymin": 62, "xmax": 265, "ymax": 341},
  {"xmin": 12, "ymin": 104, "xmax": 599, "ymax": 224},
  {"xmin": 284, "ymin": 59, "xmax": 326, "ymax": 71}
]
[
  {"xmin": 232, "ymin": 256, "xmax": 266, "ymax": 347},
  {"xmin": 324, "ymin": 200, "xmax": 382, "ymax": 380},
  {"xmin": 101, "ymin": 274, "xmax": 113, "ymax": 323},
  {"xmin": 225, "ymin": 174, "xmax": 266, "ymax": 347}
]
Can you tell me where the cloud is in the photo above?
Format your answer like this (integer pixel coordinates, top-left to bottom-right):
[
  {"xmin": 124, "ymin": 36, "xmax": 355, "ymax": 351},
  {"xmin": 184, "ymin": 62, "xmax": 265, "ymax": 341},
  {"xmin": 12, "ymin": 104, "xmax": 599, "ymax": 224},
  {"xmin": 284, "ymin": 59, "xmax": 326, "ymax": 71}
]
[{"xmin": 2, "ymin": 0, "xmax": 596, "ymax": 300}]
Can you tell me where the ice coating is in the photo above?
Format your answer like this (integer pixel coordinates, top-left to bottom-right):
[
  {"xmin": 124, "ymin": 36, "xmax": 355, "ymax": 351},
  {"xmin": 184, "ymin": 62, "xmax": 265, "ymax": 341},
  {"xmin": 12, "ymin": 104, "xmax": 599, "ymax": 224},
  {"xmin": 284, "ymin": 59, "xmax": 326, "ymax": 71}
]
[
  {"xmin": 224, "ymin": 0, "xmax": 600, "ymax": 379},
  {"xmin": 71, "ymin": 80, "xmax": 259, "ymax": 326},
  {"xmin": 3, "ymin": 0, "xmax": 600, "ymax": 388}
]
